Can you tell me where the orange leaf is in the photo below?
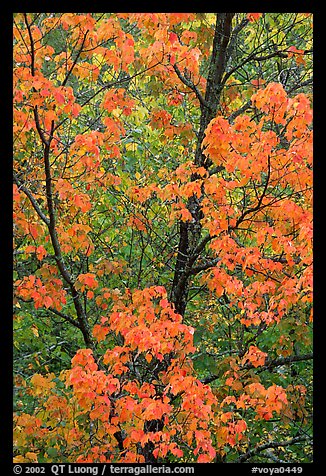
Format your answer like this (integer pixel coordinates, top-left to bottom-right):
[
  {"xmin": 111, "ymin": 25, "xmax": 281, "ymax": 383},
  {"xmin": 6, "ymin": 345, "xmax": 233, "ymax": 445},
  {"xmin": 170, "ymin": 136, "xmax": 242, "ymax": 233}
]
[
  {"xmin": 43, "ymin": 296, "xmax": 53, "ymax": 308},
  {"xmin": 247, "ymin": 13, "xmax": 262, "ymax": 22},
  {"xmin": 93, "ymin": 324, "xmax": 109, "ymax": 342}
]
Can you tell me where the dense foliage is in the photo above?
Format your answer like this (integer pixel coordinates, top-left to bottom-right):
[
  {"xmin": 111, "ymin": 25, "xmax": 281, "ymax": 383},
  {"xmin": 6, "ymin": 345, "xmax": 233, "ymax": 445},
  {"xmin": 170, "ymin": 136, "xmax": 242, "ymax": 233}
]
[{"xmin": 13, "ymin": 13, "xmax": 313, "ymax": 464}]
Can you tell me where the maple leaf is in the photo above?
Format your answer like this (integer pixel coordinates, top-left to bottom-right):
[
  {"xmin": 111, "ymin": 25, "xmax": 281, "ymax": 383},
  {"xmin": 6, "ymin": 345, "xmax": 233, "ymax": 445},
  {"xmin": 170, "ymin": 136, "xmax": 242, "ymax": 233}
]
[
  {"xmin": 74, "ymin": 194, "xmax": 92, "ymax": 212},
  {"xmin": 77, "ymin": 273, "xmax": 98, "ymax": 289},
  {"xmin": 13, "ymin": 12, "xmax": 312, "ymax": 465},
  {"xmin": 93, "ymin": 324, "xmax": 110, "ymax": 342},
  {"xmin": 43, "ymin": 295, "xmax": 53, "ymax": 308},
  {"xmin": 53, "ymin": 89, "xmax": 65, "ymax": 104},
  {"xmin": 36, "ymin": 245, "xmax": 47, "ymax": 261},
  {"xmin": 251, "ymin": 78, "xmax": 266, "ymax": 88},
  {"xmin": 242, "ymin": 346, "xmax": 268, "ymax": 367},
  {"xmin": 247, "ymin": 13, "xmax": 262, "ymax": 22}
]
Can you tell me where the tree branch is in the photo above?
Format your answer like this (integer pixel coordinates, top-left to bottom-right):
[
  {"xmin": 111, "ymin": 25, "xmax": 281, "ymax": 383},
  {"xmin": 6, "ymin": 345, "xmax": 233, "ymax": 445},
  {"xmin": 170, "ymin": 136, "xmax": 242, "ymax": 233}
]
[
  {"xmin": 61, "ymin": 30, "xmax": 89, "ymax": 87},
  {"xmin": 228, "ymin": 100, "xmax": 252, "ymax": 124},
  {"xmin": 235, "ymin": 155, "xmax": 271, "ymax": 228},
  {"xmin": 234, "ymin": 435, "xmax": 311, "ymax": 463},
  {"xmin": 173, "ymin": 63, "xmax": 208, "ymax": 109},
  {"xmin": 23, "ymin": 13, "xmax": 49, "ymax": 146},
  {"xmin": 255, "ymin": 352, "xmax": 313, "ymax": 372},
  {"xmin": 222, "ymin": 49, "xmax": 288, "ymax": 86},
  {"xmin": 19, "ymin": 22, "xmax": 96, "ymax": 350},
  {"xmin": 189, "ymin": 257, "xmax": 221, "ymax": 275},
  {"xmin": 201, "ymin": 352, "xmax": 313, "ymax": 384},
  {"xmin": 47, "ymin": 307, "xmax": 81, "ymax": 329},
  {"xmin": 13, "ymin": 173, "xmax": 50, "ymax": 226},
  {"xmin": 225, "ymin": 17, "xmax": 250, "ymax": 64}
]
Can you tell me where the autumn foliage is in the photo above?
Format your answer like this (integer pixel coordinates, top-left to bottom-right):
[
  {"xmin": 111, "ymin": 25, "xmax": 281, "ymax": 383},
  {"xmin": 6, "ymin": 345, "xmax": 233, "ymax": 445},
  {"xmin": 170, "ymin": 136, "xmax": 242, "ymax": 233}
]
[{"xmin": 13, "ymin": 13, "xmax": 313, "ymax": 463}]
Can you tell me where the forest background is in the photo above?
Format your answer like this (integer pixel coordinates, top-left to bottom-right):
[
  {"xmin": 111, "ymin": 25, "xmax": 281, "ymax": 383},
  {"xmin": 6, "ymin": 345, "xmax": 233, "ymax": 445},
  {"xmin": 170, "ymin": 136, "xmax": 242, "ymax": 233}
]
[{"xmin": 11, "ymin": 12, "xmax": 316, "ymax": 465}]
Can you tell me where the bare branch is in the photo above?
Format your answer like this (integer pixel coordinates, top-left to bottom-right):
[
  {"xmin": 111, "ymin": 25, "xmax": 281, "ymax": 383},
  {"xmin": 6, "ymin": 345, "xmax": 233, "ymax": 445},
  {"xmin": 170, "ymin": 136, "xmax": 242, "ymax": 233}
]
[
  {"xmin": 13, "ymin": 173, "xmax": 50, "ymax": 226},
  {"xmin": 61, "ymin": 30, "xmax": 89, "ymax": 87},
  {"xmin": 228, "ymin": 100, "xmax": 252, "ymax": 124},
  {"xmin": 201, "ymin": 352, "xmax": 313, "ymax": 384},
  {"xmin": 234, "ymin": 435, "xmax": 311, "ymax": 463},
  {"xmin": 47, "ymin": 307, "xmax": 81, "ymax": 329},
  {"xmin": 173, "ymin": 63, "xmax": 208, "ymax": 109}
]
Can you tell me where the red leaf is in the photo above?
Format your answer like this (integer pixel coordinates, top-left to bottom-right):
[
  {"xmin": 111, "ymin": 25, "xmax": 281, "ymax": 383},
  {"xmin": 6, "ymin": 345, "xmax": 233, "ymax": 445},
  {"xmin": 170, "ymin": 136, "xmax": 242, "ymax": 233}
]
[
  {"xmin": 247, "ymin": 13, "xmax": 262, "ymax": 22},
  {"xmin": 169, "ymin": 32, "xmax": 178, "ymax": 44}
]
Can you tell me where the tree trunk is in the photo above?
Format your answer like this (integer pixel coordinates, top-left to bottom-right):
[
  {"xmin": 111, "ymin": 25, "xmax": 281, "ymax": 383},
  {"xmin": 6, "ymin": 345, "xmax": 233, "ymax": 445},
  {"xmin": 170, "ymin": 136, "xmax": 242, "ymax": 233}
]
[{"xmin": 171, "ymin": 13, "xmax": 235, "ymax": 316}]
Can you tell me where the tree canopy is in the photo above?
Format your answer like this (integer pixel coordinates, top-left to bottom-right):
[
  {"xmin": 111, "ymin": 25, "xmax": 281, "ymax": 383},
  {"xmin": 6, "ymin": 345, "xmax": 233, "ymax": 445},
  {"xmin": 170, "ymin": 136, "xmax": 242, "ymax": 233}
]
[{"xmin": 13, "ymin": 12, "xmax": 313, "ymax": 464}]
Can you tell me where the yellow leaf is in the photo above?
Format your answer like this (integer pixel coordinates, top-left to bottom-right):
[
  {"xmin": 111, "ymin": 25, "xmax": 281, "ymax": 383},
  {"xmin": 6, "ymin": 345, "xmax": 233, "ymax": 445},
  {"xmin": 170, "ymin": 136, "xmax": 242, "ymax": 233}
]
[
  {"xmin": 112, "ymin": 108, "xmax": 121, "ymax": 118},
  {"xmin": 25, "ymin": 452, "xmax": 38, "ymax": 462},
  {"xmin": 13, "ymin": 455, "xmax": 26, "ymax": 463},
  {"xmin": 126, "ymin": 142, "xmax": 137, "ymax": 151},
  {"xmin": 31, "ymin": 325, "xmax": 39, "ymax": 337}
]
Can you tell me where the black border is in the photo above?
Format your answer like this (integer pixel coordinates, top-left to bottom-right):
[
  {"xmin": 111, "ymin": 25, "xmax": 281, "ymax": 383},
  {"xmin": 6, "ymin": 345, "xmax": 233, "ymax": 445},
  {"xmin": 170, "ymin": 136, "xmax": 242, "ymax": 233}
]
[{"xmin": 3, "ymin": 3, "xmax": 322, "ymax": 474}]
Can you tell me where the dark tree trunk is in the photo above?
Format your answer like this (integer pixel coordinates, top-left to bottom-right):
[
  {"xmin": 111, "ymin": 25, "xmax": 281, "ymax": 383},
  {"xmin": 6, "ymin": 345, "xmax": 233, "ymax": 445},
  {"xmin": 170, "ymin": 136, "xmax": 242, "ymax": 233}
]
[{"xmin": 171, "ymin": 13, "xmax": 235, "ymax": 316}]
